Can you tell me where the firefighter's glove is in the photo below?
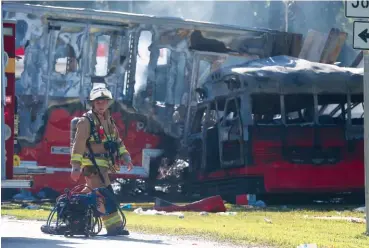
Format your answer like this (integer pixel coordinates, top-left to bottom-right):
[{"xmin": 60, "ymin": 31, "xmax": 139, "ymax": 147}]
[{"xmin": 70, "ymin": 164, "xmax": 81, "ymax": 182}]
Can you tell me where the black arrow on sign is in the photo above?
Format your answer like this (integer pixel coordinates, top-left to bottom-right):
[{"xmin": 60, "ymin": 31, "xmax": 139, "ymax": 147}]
[{"xmin": 358, "ymin": 28, "xmax": 369, "ymax": 43}]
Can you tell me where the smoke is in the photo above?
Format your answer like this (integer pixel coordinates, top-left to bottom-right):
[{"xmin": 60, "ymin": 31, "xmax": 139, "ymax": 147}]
[
  {"xmin": 134, "ymin": 31, "xmax": 151, "ymax": 95},
  {"xmin": 30, "ymin": 1, "xmax": 357, "ymax": 66},
  {"xmin": 130, "ymin": 0, "xmax": 271, "ymax": 107},
  {"xmin": 133, "ymin": 1, "xmax": 272, "ymax": 30},
  {"xmin": 135, "ymin": 1, "xmax": 215, "ymax": 22},
  {"xmin": 28, "ymin": 1, "xmax": 357, "ymax": 106},
  {"xmin": 131, "ymin": 1, "xmax": 216, "ymax": 108},
  {"xmin": 132, "ymin": 1, "xmax": 357, "ymax": 66}
]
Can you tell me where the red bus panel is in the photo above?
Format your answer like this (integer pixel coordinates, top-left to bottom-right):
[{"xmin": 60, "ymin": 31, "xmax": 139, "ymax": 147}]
[{"xmin": 3, "ymin": 20, "xmax": 16, "ymax": 179}]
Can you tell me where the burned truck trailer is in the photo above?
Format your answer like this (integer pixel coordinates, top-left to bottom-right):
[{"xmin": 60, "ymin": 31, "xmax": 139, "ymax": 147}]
[
  {"xmin": 185, "ymin": 55, "xmax": 364, "ymax": 198},
  {"xmin": 2, "ymin": 2, "xmax": 303, "ymax": 194}
]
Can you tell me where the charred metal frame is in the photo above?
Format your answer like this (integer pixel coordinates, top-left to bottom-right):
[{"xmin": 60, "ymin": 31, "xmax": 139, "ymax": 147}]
[
  {"xmin": 184, "ymin": 55, "xmax": 364, "ymax": 170},
  {"xmin": 3, "ymin": 3, "xmax": 301, "ymax": 142},
  {"xmin": 2, "ymin": 2, "xmax": 305, "ymax": 176},
  {"xmin": 189, "ymin": 58, "xmax": 364, "ymax": 144}
]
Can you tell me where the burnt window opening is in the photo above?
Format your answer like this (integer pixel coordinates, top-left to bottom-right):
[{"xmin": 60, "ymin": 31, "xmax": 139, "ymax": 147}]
[
  {"xmin": 195, "ymin": 54, "xmax": 227, "ymax": 88},
  {"xmin": 94, "ymin": 34, "xmax": 110, "ymax": 77},
  {"xmin": 317, "ymin": 94, "xmax": 347, "ymax": 125},
  {"xmin": 54, "ymin": 44, "xmax": 79, "ymax": 75},
  {"xmin": 216, "ymin": 97, "xmax": 226, "ymax": 112},
  {"xmin": 206, "ymin": 102, "xmax": 218, "ymax": 128},
  {"xmin": 214, "ymin": 97, "xmax": 240, "ymax": 123},
  {"xmin": 175, "ymin": 53, "xmax": 187, "ymax": 105},
  {"xmin": 53, "ymin": 25, "xmax": 85, "ymax": 75},
  {"xmin": 190, "ymin": 107, "xmax": 207, "ymax": 134},
  {"xmin": 158, "ymin": 48, "xmax": 170, "ymax": 66},
  {"xmin": 191, "ymin": 101, "xmax": 220, "ymax": 134},
  {"xmin": 223, "ymin": 98, "xmax": 241, "ymax": 122},
  {"xmin": 350, "ymin": 94, "xmax": 363, "ymax": 125},
  {"xmin": 200, "ymin": 102, "xmax": 220, "ymax": 131},
  {"xmin": 251, "ymin": 94, "xmax": 281, "ymax": 125},
  {"xmin": 285, "ymin": 94, "xmax": 314, "ymax": 125},
  {"xmin": 135, "ymin": 30, "xmax": 152, "ymax": 95},
  {"xmin": 197, "ymin": 59, "xmax": 212, "ymax": 88},
  {"xmin": 155, "ymin": 48, "xmax": 171, "ymax": 102},
  {"xmin": 200, "ymin": 98, "xmax": 226, "ymax": 128},
  {"xmin": 221, "ymin": 98, "xmax": 242, "ymax": 141}
]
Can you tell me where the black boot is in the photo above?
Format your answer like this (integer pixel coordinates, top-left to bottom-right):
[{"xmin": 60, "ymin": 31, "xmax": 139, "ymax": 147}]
[{"xmin": 106, "ymin": 226, "xmax": 130, "ymax": 236}]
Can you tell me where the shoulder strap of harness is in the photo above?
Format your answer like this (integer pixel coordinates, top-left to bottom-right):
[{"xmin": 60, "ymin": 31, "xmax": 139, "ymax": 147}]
[
  {"xmin": 109, "ymin": 115, "xmax": 118, "ymax": 141},
  {"xmin": 82, "ymin": 111, "xmax": 117, "ymax": 170},
  {"xmin": 82, "ymin": 111, "xmax": 102, "ymax": 144}
]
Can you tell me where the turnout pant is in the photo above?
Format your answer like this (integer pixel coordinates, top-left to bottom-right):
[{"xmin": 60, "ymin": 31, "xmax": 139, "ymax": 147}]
[{"xmin": 81, "ymin": 166, "xmax": 124, "ymax": 233}]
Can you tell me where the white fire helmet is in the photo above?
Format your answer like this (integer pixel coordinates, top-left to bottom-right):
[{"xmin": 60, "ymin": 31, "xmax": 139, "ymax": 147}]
[{"xmin": 89, "ymin": 83, "xmax": 113, "ymax": 104}]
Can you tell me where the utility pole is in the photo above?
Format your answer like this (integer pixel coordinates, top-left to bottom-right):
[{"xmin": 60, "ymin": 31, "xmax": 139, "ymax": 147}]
[
  {"xmin": 345, "ymin": 0, "xmax": 369, "ymax": 234},
  {"xmin": 128, "ymin": 0, "xmax": 133, "ymax": 13},
  {"xmin": 268, "ymin": 0, "xmax": 285, "ymax": 32},
  {"xmin": 283, "ymin": 0, "xmax": 290, "ymax": 32},
  {"xmin": 364, "ymin": 49, "xmax": 369, "ymax": 235}
]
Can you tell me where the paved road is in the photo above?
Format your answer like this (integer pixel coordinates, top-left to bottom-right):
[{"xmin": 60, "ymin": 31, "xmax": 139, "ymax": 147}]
[{"xmin": 1, "ymin": 218, "xmax": 262, "ymax": 248}]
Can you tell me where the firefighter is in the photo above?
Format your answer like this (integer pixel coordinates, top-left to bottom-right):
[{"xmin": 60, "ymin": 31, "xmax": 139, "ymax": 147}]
[{"xmin": 70, "ymin": 81, "xmax": 133, "ymax": 236}]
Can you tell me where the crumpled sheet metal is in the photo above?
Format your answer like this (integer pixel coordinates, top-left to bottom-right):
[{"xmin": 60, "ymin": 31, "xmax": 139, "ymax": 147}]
[
  {"xmin": 199, "ymin": 55, "xmax": 364, "ymax": 100},
  {"xmin": 2, "ymin": 2, "xmax": 303, "ymax": 140}
]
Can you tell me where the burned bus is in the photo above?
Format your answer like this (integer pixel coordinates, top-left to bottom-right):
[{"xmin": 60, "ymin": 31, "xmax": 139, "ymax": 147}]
[
  {"xmin": 2, "ymin": 2, "xmax": 302, "ymax": 194},
  {"xmin": 185, "ymin": 55, "xmax": 364, "ymax": 198}
]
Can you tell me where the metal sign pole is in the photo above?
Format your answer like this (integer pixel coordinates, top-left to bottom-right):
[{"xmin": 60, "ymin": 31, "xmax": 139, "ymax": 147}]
[
  {"xmin": 364, "ymin": 50, "xmax": 369, "ymax": 235},
  {"xmin": 345, "ymin": 0, "xmax": 369, "ymax": 235}
]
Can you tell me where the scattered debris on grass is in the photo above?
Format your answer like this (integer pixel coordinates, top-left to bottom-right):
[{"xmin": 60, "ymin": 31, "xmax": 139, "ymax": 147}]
[
  {"xmin": 264, "ymin": 218, "xmax": 272, "ymax": 224},
  {"xmin": 133, "ymin": 207, "xmax": 185, "ymax": 218},
  {"xmin": 24, "ymin": 205, "xmax": 40, "ymax": 210},
  {"xmin": 354, "ymin": 206, "xmax": 366, "ymax": 213},
  {"xmin": 2, "ymin": 203, "xmax": 369, "ymax": 248},
  {"xmin": 216, "ymin": 212, "xmax": 237, "ymax": 216},
  {"xmin": 297, "ymin": 244, "xmax": 317, "ymax": 248},
  {"xmin": 304, "ymin": 215, "xmax": 366, "ymax": 223}
]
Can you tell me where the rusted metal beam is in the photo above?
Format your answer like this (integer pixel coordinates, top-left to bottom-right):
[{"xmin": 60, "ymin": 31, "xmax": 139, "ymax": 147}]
[
  {"xmin": 289, "ymin": 33, "xmax": 303, "ymax": 57},
  {"xmin": 298, "ymin": 28, "xmax": 347, "ymax": 65},
  {"xmin": 319, "ymin": 28, "xmax": 347, "ymax": 64},
  {"xmin": 351, "ymin": 51, "xmax": 364, "ymax": 68},
  {"xmin": 298, "ymin": 29, "xmax": 328, "ymax": 62}
]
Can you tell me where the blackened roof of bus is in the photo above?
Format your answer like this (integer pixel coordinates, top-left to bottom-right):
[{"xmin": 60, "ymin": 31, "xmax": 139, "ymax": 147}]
[
  {"xmin": 230, "ymin": 55, "xmax": 362, "ymax": 77},
  {"xmin": 201, "ymin": 55, "xmax": 364, "ymax": 96}
]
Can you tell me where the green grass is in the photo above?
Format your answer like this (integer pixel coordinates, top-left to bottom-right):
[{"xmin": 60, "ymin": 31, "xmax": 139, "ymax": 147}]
[{"xmin": 2, "ymin": 203, "xmax": 369, "ymax": 248}]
